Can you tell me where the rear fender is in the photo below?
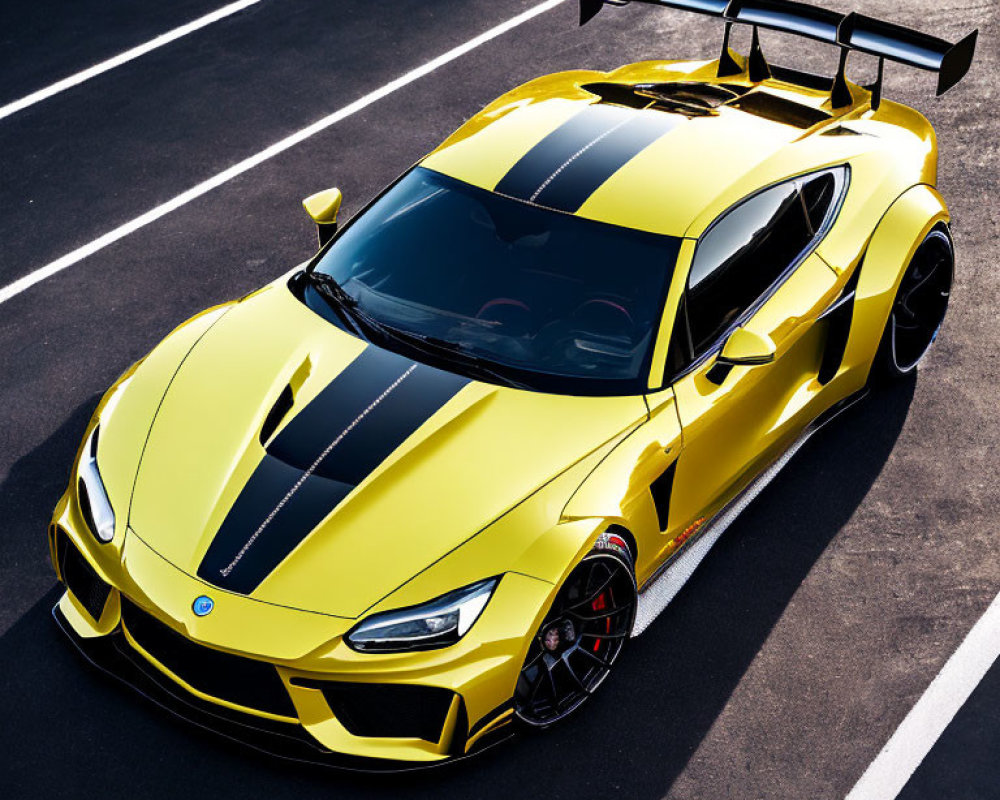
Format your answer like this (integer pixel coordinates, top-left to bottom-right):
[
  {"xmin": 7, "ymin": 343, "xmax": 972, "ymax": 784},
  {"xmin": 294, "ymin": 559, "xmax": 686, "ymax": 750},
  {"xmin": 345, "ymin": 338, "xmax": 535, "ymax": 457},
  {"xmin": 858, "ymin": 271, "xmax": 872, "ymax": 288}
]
[{"xmin": 840, "ymin": 184, "xmax": 950, "ymax": 387}]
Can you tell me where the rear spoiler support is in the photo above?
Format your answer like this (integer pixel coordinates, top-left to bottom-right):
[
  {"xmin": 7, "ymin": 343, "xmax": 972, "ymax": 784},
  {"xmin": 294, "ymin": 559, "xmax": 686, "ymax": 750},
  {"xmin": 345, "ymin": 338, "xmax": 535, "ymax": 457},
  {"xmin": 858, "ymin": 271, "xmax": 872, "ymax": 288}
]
[{"xmin": 579, "ymin": 0, "xmax": 978, "ymax": 108}]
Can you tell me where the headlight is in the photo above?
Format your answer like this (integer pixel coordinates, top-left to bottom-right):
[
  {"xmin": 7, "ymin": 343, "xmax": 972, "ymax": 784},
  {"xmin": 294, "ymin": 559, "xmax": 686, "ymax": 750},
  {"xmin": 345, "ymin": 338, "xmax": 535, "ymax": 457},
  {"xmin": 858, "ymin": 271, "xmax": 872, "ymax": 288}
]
[
  {"xmin": 346, "ymin": 577, "xmax": 499, "ymax": 653},
  {"xmin": 78, "ymin": 427, "xmax": 115, "ymax": 543}
]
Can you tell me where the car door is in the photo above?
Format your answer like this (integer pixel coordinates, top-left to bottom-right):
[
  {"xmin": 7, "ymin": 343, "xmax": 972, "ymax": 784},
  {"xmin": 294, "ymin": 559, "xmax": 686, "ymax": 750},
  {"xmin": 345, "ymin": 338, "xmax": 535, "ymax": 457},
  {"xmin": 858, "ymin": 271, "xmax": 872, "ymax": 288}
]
[{"xmin": 659, "ymin": 168, "xmax": 848, "ymax": 542}]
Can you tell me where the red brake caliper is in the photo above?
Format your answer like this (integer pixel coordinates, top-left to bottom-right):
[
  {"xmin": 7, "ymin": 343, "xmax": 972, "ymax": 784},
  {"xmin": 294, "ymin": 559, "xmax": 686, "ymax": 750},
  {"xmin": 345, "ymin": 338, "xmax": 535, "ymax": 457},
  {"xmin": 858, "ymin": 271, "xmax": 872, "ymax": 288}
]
[{"xmin": 591, "ymin": 592, "xmax": 610, "ymax": 652}]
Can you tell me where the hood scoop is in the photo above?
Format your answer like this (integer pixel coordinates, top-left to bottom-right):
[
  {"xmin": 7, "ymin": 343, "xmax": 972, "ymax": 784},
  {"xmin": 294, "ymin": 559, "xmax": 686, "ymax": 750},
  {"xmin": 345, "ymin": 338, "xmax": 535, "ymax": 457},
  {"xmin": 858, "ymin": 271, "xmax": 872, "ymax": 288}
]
[
  {"xmin": 259, "ymin": 385, "xmax": 294, "ymax": 446},
  {"xmin": 259, "ymin": 355, "xmax": 312, "ymax": 446},
  {"xmin": 197, "ymin": 346, "xmax": 471, "ymax": 596}
]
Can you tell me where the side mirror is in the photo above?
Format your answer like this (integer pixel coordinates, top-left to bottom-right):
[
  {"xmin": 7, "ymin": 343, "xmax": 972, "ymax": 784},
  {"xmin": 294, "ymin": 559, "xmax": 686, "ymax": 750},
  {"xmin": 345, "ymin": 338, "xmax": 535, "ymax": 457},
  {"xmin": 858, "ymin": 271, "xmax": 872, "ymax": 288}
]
[
  {"xmin": 719, "ymin": 327, "xmax": 776, "ymax": 367},
  {"xmin": 302, "ymin": 188, "xmax": 343, "ymax": 248}
]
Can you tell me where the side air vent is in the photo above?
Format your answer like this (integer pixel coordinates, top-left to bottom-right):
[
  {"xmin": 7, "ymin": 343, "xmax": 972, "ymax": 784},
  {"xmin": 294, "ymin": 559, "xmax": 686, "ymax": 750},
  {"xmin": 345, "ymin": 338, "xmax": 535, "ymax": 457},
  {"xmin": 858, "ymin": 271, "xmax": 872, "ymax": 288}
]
[
  {"xmin": 259, "ymin": 384, "xmax": 294, "ymax": 446},
  {"xmin": 649, "ymin": 460, "xmax": 677, "ymax": 532}
]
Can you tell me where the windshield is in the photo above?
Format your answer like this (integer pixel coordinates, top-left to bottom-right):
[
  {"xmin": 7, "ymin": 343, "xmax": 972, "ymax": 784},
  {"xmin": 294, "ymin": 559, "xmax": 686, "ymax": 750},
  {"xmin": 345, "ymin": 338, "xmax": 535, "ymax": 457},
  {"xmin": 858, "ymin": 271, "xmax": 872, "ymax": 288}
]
[{"xmin": 307, "ymin": 167, "xmax": 680, "ymax": 395}]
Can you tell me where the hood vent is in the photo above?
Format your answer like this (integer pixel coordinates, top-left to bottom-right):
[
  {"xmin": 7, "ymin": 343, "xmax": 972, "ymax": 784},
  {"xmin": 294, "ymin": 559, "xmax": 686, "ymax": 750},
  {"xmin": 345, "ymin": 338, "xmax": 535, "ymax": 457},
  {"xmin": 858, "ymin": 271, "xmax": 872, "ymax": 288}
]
[{"xmin": 259, "ymin": 384, "xmax": 294, "ymax": 446}]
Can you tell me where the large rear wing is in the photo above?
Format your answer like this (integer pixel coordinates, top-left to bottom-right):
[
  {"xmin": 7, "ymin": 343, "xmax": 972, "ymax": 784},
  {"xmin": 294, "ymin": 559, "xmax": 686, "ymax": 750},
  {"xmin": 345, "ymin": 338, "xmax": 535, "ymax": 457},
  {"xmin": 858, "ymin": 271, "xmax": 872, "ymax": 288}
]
[{"xmin": 579, "ymin": 0, "xmax": 978, "ymax": 107}]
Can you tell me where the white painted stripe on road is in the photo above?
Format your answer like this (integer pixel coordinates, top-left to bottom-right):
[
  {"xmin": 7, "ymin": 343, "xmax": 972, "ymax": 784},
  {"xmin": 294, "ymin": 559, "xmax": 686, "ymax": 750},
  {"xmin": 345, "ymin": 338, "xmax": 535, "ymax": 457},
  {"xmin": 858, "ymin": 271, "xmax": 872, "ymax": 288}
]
[
  {"xmin": 0, "ymin": 0, "xmax": 263, "ymax": 122},
  {"xmin": 846, "ymin": 591, "xmax": 1000, "ymax": 800},
  {"xmin": 0, "ymin": 0, "xmax": 567, "ymax": 308}
]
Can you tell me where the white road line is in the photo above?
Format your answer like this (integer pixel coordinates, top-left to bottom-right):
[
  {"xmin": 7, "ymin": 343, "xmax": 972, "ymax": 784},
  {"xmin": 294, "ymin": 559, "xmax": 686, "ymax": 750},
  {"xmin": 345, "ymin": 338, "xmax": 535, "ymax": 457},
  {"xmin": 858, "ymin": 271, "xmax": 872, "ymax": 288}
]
[
  {"xmin": 0, "ymin": 0, "xmax": 567, "ymax": 308},
  {"xmin": 0, "ymin": 0, "xmax": 263, "ymax": 122},
  {"xmin": 845, "ymin": 590, "xmax": 1000, "ymax": 800}
]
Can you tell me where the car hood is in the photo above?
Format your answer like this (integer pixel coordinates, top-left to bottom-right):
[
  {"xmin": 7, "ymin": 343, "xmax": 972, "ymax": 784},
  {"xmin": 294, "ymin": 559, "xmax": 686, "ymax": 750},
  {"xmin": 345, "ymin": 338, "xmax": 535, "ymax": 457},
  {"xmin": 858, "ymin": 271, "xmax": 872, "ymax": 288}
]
[{"xmin": 127, "ymin": 285, "xmax": 646, "ymax": 617}]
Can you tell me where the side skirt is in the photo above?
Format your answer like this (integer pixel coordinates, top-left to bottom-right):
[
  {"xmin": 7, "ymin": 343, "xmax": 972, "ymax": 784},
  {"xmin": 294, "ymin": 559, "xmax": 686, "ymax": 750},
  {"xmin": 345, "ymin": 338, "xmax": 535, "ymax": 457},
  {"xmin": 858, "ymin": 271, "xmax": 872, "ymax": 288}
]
[{"xmin": 631, "ymin": 389, "xmax": 867, "ymax": 637}]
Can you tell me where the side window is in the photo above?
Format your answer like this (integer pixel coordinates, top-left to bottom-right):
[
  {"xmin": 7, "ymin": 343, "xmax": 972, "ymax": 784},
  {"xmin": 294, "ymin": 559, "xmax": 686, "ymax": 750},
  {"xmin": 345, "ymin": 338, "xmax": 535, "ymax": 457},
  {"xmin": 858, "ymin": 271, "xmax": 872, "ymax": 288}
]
[
  {"xmin": 800, "ymin": 171, "xmax": 838, "ymax": 234},
  {"xmin": 683, "ymin": 168, "xmax": 845, "ymax": 358}
]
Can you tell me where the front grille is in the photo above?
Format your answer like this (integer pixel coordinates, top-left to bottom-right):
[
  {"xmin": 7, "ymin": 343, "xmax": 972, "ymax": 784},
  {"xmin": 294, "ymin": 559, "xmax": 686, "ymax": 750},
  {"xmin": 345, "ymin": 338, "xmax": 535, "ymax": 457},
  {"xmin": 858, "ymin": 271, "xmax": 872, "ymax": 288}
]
[
  {"xmin": 291, "ymin": 678, "xmax": 456, "ymax": 742},
  {"xmin": 56, "ymin": 529, "xmax": 111, "ymax": 622},
  {"xmin": 120, "ymin": 598, "xmax": 296, "ymax": 718}
]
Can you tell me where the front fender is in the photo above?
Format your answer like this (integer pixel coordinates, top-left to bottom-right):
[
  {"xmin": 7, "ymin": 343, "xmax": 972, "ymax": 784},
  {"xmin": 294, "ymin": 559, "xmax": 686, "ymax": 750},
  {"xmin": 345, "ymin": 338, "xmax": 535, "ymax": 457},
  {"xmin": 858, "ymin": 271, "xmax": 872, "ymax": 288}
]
[{"xmin": 50, "ymin": 302, "xmax": 233, "ymax": 572}]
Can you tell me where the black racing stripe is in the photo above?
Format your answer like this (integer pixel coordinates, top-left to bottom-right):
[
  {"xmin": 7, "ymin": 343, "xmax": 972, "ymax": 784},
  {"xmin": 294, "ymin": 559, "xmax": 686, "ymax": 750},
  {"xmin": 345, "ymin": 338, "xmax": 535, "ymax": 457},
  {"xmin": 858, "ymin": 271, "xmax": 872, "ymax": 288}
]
[
  {"xmin": 197, "ymin": 345, "xmax": 470, "ymax": 594},
  {"xmin": 269, "ymin": 347, "xmax": 469, "ymax": 484},
  {"xmin": 266, "ymin": 345, "xmax": 414, "ymax": 472},
  {"xmin": 532, "ymin": 112, "xmax": 680, "ymax": 212},
  {"xmin": 197, "ymin": 457, "xmax": 354, "ymax": 594},
  {"xmin": 494, "ymin": 104, "xmax": 635, "ymax": 201},
  {"xmin": 494, "ymin": 104, "xmax": 680, "ymax": 213}
]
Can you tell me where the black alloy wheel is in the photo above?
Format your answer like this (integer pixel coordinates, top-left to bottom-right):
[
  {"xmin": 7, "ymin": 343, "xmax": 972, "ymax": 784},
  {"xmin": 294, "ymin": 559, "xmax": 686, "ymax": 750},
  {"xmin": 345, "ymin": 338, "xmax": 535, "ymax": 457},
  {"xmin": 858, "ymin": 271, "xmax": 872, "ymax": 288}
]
[
  {"xmin": 514, "ymin": 549, "xmax": 636, "ymax": 727},
  {"xmin": 878, "ymin": 228, "xmax": 954, "ymax": 378}
]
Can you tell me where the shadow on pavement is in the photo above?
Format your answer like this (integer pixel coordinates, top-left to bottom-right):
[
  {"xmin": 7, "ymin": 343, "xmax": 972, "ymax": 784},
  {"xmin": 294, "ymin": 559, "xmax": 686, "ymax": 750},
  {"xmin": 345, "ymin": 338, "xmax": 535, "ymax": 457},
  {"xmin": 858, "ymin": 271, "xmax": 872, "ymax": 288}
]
[
  {"xmin": 0, "ymin": 394, "xmax": 100, "ymax": 632},
  {"xmin": 0, "ymin": 378, "xmax": 915, "ymax": 799}
]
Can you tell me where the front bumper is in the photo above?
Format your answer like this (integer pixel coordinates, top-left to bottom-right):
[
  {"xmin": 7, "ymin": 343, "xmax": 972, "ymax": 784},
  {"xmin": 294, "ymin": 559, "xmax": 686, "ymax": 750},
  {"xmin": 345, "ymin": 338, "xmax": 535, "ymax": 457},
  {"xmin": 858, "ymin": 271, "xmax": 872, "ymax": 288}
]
[{"xmin": 50, "ymin": 519, "xmax": 553, "ymax": 769}]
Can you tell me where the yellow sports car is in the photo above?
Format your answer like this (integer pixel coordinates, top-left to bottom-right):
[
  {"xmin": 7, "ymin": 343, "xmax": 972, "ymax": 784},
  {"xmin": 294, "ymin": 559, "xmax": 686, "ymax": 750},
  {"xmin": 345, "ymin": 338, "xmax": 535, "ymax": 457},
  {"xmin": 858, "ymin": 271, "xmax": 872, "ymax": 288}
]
[{"xmin": 50, "ymin": 0, "xmax": 977, "ymax": 768}]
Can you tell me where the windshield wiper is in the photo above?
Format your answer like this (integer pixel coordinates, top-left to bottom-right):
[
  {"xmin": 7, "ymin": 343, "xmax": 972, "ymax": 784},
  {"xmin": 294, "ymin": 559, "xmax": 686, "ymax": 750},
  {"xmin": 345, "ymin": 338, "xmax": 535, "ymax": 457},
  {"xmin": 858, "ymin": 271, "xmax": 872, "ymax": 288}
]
[
  {"xmin": 378, "ymin": 327, "xmax": 530, "ymax": 390},
  {"xmin": 304, "ymin": 272, "xmax": 527, "ymax": 390},
  {"xmin": 304, "ymin": 271, "xmax": 364, "ymax": 334},
  {"xmin": 305, "ymin": 271, "xmax": 402, "ymax": 345}
]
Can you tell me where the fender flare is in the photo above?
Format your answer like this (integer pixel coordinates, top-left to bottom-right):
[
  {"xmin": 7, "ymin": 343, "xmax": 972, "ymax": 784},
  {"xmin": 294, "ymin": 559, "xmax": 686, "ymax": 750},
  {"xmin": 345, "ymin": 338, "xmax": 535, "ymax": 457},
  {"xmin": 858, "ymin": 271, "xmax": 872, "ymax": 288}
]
[{"xmin": 841, "ymin": 184, "xmax": 951, "ymax": 385}]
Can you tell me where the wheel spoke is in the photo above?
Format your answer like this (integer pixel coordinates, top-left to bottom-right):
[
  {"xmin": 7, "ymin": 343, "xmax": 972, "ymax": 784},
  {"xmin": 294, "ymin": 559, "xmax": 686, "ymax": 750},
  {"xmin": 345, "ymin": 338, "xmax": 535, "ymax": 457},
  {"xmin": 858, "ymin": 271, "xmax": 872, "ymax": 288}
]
[
  {"xmin": 898, "ymin": 266, "xmax": 939, "ymax": 319},
  {"xmin": 582, "ymin": 559, "xmax": 609, "ymax": 601},
  {"xmin": 565, "ymin": 567, "xmax": 618, "ymax": 613},
  {"xmin": 561, "ymin": 652, "xmax": 591, "ymax": 693},
  {"xmin": 580, "ymin": 629, "xmax": 628, "ymax": 641},
  {"xmin": 575, "ymin": 645, "xmax": 613, "ymax": 670},
  {"xmin": 569, "ymin": 603, "xmax": 632, "ymax": 623},
  {"xmin": 515, "ymin": 552, "xmax": 636, "ymax": 725}
]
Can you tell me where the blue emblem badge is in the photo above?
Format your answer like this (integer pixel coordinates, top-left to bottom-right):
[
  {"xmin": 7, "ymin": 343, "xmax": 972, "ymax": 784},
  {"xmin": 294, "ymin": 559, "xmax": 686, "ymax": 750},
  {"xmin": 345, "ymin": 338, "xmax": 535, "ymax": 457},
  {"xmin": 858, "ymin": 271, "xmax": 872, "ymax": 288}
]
[{"xmin": 192, "ymin": 595, "xmax": 214, "ymax": 616}]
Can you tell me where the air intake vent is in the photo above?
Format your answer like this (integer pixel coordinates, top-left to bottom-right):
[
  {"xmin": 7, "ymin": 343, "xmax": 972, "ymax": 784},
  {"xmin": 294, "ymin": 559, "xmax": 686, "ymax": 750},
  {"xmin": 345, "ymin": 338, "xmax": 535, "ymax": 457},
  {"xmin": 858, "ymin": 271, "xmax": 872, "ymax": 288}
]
[
  {"xmin": 582, "ymin": 81, "xmax": 749, "ymax": 116},
  {"xmin": 56, "ymin": 530, "xmax": 112, "ymax": 622},
  {"xmin": 290, "ymin": 678, "xmax": 457, "ymax": 742},
  {"xmin": 121, "ymin": 598, "xmax": 296, "ymax": 717},
  {"xmin": 581, "ymin": 82, "xmax": 654, "ymax": 109},
  {"xmin": 259, "ymin": 384, "xmax": 294, "ymax": 445},
  {"xmin": 727, "ymin": 91, "xmax": 831, "ymax": 129},
  {"xmin": 635, "ymin": 82, "xmax": 747, "ymax": 109}
]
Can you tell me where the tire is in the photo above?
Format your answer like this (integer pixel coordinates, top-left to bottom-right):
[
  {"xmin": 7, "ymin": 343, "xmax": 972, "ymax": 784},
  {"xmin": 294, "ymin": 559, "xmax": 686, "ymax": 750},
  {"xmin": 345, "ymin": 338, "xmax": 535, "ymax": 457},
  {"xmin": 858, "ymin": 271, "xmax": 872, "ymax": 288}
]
[
  {"xmin": 872, "ymin": 228, "xmax": 954, "ymax": 382},
  {"xmin": 513, "ymin": 542, "xmax": 637, "ymax": 728}
]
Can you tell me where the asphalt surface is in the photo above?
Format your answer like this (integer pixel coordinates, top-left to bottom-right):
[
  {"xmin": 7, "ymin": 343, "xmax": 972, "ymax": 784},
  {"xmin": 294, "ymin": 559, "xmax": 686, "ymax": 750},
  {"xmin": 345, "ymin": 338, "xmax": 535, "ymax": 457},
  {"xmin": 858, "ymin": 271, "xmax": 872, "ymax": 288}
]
[{"xmin": 0, "ymin": 1, "xmax": 996, "ymax": 797}]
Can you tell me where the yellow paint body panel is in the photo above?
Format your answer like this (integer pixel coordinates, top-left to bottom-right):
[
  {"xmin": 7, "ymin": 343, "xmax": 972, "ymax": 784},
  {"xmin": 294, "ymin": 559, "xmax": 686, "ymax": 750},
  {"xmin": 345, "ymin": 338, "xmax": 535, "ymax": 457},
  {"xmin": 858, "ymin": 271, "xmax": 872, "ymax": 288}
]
[{"xmin": 50, "ymin": 55, "xmax": 956, "ymax": 765}]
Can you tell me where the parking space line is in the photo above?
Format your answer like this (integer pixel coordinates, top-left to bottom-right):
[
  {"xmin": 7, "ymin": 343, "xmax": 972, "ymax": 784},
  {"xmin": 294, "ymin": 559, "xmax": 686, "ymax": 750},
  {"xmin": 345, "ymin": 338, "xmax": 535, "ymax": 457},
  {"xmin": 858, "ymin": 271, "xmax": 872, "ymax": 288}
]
[
  {"xmin": 0, "ymin": 0, "xmax": 567, "ymax": 308},
  {"xmin": 845, "ymin": 589, "xmax": 1000, "ymax": 800},
  {"xmin": 0, "ymin": 0, "xmax": 264, "ymax": 122}
]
